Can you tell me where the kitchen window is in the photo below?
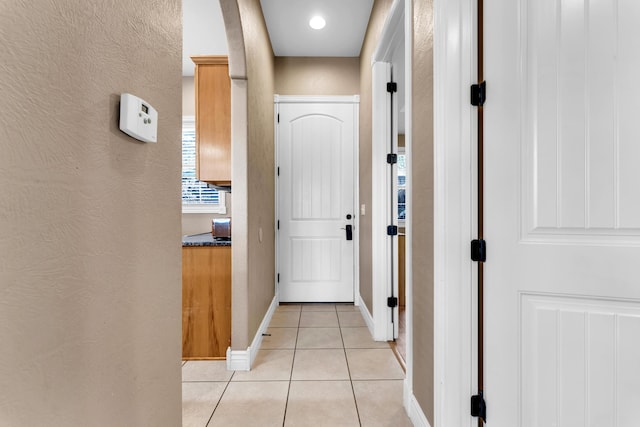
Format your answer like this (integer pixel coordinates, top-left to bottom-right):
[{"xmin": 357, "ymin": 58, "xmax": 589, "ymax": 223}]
[
  {"xmin": 398, "ymin": 150, "xmax": 406, "ymax": 225},
  {"xmin": 182, "ymin": 117, "xmax": 226, "ymax": 213}
]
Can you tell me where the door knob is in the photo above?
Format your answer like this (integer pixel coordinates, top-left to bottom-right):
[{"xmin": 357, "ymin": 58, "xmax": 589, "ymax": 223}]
[{"xmin": 344, "ymin": 224, "xmax": 353, "ymax": 241}]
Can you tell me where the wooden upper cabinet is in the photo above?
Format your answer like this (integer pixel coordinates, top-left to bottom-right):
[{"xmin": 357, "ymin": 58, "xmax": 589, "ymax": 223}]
[{"xmin": 191, "ymin": 55, "xmax": 231, "ymax": 185}]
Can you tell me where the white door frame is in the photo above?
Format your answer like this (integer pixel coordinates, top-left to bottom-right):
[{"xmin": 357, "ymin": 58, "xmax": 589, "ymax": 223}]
[
  {"xmin": 371, "ymin": 0, "xmax": 406, "ymax": 342},
  {"xmin": 433, "ymin": 0, "xmax": 475, "ymax": 425},
  {"xmin": 371, "ymin": 0, "xmax": 416, "ymax": 414},
  {"xmin": 371, "ymin": 60, "xmax": 396, "ymax": 341},
  {"xmin": 274, "ymin": 95, "xmax": 361, "ymax": 304}
]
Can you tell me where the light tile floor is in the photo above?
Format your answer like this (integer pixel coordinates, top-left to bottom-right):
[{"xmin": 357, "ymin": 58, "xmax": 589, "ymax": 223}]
[{"xmin": 182, "ymin": 303, "xmax": 412, "ymax": 427}]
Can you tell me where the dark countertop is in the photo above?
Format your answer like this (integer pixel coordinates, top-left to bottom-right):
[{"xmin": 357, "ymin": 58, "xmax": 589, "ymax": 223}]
[{"xmin": 182, "ymin": 232, "xmax": 231, "ymax": 247}]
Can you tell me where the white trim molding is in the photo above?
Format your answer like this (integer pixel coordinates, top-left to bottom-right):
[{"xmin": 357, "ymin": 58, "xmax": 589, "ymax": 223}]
[
  {"xmin": 274, "ymin": 95, "xmax": 360, "ymax": 104},
  {"xmin": 226, "ymin": 296, "xmax": 278, "ymax": 371},
  {"xmin": 370, "ymin": 60, "xmax": 394, "ymax": 342},
  {"xmin": 353, "ymin": 102, "xmax": 361, "ymax": 307},
  {"xmin": 405, "ymin": 383, "xmax": 433, "ymax": 427},
  {"xmin": 433, "ymin": 0, "xmax": 475, "ymax": 425},
  {"xmin": 357, "ymin": 294, "xmax": 375, "ymax": 334},
  {"xmin": 225, "ymin": 347, "xmax": 250, "ymax": 371},
  {"xmin": 372, "ymin": 0, "xmax": 406, "ymax": 66}
]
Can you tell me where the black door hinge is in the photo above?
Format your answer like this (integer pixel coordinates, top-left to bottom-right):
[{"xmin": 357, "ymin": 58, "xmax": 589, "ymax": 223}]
[
  {"xmin": 277, "ymin": 113, "xmax": 280, "ymax": 123},
  {"xmin": 387, "ymin": 82, "xmax": 397, "ymax": 93},
  {"xmin": 277, "ymin": 220, "xmax": 280, "ymax": 230},
  {"xmin": 471, "ymin": 239, "xmax": 487, "ymax": 262},
  {"xmin": 471, "ymin": 392, "xmax": 487, "ymax": 421},
  {"xmin": 470, "ymin": 81, "xmax": 486, "ymax": 106},
  {"xmin": 386, "ymin": 153, "xmax": 398, "ymax": 164},
  {"xmin": 387, "ymin": 225, "xmax": 398, "ymax": 236},
  {"xmin": 277, "ymin": 273, "xmax": 280, "ymax": 283},
  {"xmin": 387, "ymin": 297, "xmax": 398, "ymax": 308},
  {"xmin": 277, "ymin": 167, "xmax": 280, "ymax": 176}
]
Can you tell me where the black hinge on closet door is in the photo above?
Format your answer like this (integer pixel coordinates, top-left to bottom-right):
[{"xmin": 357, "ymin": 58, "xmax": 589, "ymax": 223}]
[
  {"xmin": 470, "ymin": 239, "xmax": 487, "ymax": 262},
  {"xmin": 470, "ymin": 81, "xmax": 487, "ymax": 106},
  {"xmin": 471, "ymin": 392, "xmax": 487, "ymax": 421}
]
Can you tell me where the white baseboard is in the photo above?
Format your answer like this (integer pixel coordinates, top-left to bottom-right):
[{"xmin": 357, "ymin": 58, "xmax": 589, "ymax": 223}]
[
  {"xmin": 357, "ymin": 294, "xmax": 375, "ymax": 337},
  {"xmin": 226, "ymin": 347, "xmax": 250, "ymax": 371},
  {"xmin": 248, "ymin": 295, "xmax": 278, "ymax": 367},
  {"xmin": 405, "ymin": 380, "xmax": 431, "ymax": 427},
  {"xmin": 226, "ymin": 295, "xmax": 279, "ymax": 371}
]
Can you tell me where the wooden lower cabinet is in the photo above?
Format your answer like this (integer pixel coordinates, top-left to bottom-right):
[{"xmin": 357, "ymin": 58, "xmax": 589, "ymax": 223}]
[{"xmin": 182, "ymin": 245, "xmax": 231, "ymax": 359}]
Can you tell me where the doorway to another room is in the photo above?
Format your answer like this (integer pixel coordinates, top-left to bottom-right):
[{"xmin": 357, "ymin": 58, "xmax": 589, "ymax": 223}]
[{"xmin": 370, "ymin": 0, "xmax": 409, "ymax": 366}]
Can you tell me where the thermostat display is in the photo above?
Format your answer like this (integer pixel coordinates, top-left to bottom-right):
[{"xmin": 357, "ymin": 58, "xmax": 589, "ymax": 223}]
[{"xmin": 119, "ymin": 93, "xmax": 158, "ymax": 143}]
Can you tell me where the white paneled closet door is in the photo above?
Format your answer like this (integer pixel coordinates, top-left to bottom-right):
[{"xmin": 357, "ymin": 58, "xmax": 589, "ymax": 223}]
[
  {"xmin": 484, "ymin": 0, "xmax": 640, "ymax": 425},
  {"xmin": 276, "ymin": 98, "xmax": 358, "ymax": 303}
]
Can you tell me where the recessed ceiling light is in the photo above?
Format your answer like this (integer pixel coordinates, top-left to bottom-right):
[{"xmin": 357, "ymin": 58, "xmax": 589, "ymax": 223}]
[{"xmin": 309, "ymin": 16, "xmax": 326, "ymax": 30}]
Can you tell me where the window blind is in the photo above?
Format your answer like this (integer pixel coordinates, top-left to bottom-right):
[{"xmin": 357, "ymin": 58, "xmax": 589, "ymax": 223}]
[{"xmin": 181, "ymin": 126, "xmax": 220, "ymax": 205}]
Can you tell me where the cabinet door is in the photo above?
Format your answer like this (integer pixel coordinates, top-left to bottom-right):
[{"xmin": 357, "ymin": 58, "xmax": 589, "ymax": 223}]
[
  {"xmin": 193, "ymin": 57, "xmax": 231, "ymax": 184},
  {"xmin": 182, "ymin": 246, "xmax": 231, "ymax": 359}
]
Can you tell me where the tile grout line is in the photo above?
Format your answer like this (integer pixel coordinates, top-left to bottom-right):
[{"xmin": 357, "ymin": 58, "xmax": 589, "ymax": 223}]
[
  {"xmin": 205, "ymin": 370, "xmax": 236, "ymax": 427},
  {"xmin": 337, "ymin": 306, "xmax": 363, "ymax": 427},
  {"xmin": 281, "ymin": 306, "xmax": 302, "ymax": 427},
  {"xmin": 184, "ymin": 305, "xmax": 403, "ymax": 427}
]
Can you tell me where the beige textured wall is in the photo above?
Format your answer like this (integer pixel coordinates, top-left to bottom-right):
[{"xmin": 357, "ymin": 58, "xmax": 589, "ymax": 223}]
[
  {"xmin": 237, "ymin": 0, "xmax": 276, "ymax": 346},
  {"xmin": 219, "ymin": 0, "xmax": 250, "ymax": 349},
  {"xmin": 0, "ymin": 0, "xmax": 182, "ymax": 425},
  {"xmin": 411, "ymin": 0, "xmax": 435, "ymax": 423},
  {"xmin": 275, "ymin": 57, "xmax": 360, "ymax": 95},
  {"xmin": 358, "ymin": 0, "xmax": 394, "ymax": 312},
  {"xmin": 183, "ymin": 76, "xmax": 196, "ymax": 116}
]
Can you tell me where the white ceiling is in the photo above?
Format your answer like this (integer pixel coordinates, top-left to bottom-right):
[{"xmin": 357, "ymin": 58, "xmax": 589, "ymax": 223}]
[
  {"xmin": 182, "ymin": 0, "xmax": 228, "ymax": 76},
  {"xmin": 182, "ymin": 0, "xmax": 374, "ymax": 76},
  {"xmin": 260, "ymin": 0, "xmax": 374, "ymax": 57}
]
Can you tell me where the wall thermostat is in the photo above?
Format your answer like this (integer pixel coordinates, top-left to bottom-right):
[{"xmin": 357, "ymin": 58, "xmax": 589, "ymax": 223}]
[{"xmin": 119, "ymin": 93, "xmax": 158, "ymax": 143}]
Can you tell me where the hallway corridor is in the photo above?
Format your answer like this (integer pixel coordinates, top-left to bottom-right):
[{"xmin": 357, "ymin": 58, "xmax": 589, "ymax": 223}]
[{"xmin": 182, "ymin": 303, "xmax": 412, "ymax": 426}]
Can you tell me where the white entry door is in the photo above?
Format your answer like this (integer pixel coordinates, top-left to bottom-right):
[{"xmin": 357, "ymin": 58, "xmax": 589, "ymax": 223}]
[
  {"xmin": 485, "ymin": 0, "xmax": 640, "ymax": 425},
  {"xmin": 276, "ymin": 98, "xmax": 358, "ymax": 302}
]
